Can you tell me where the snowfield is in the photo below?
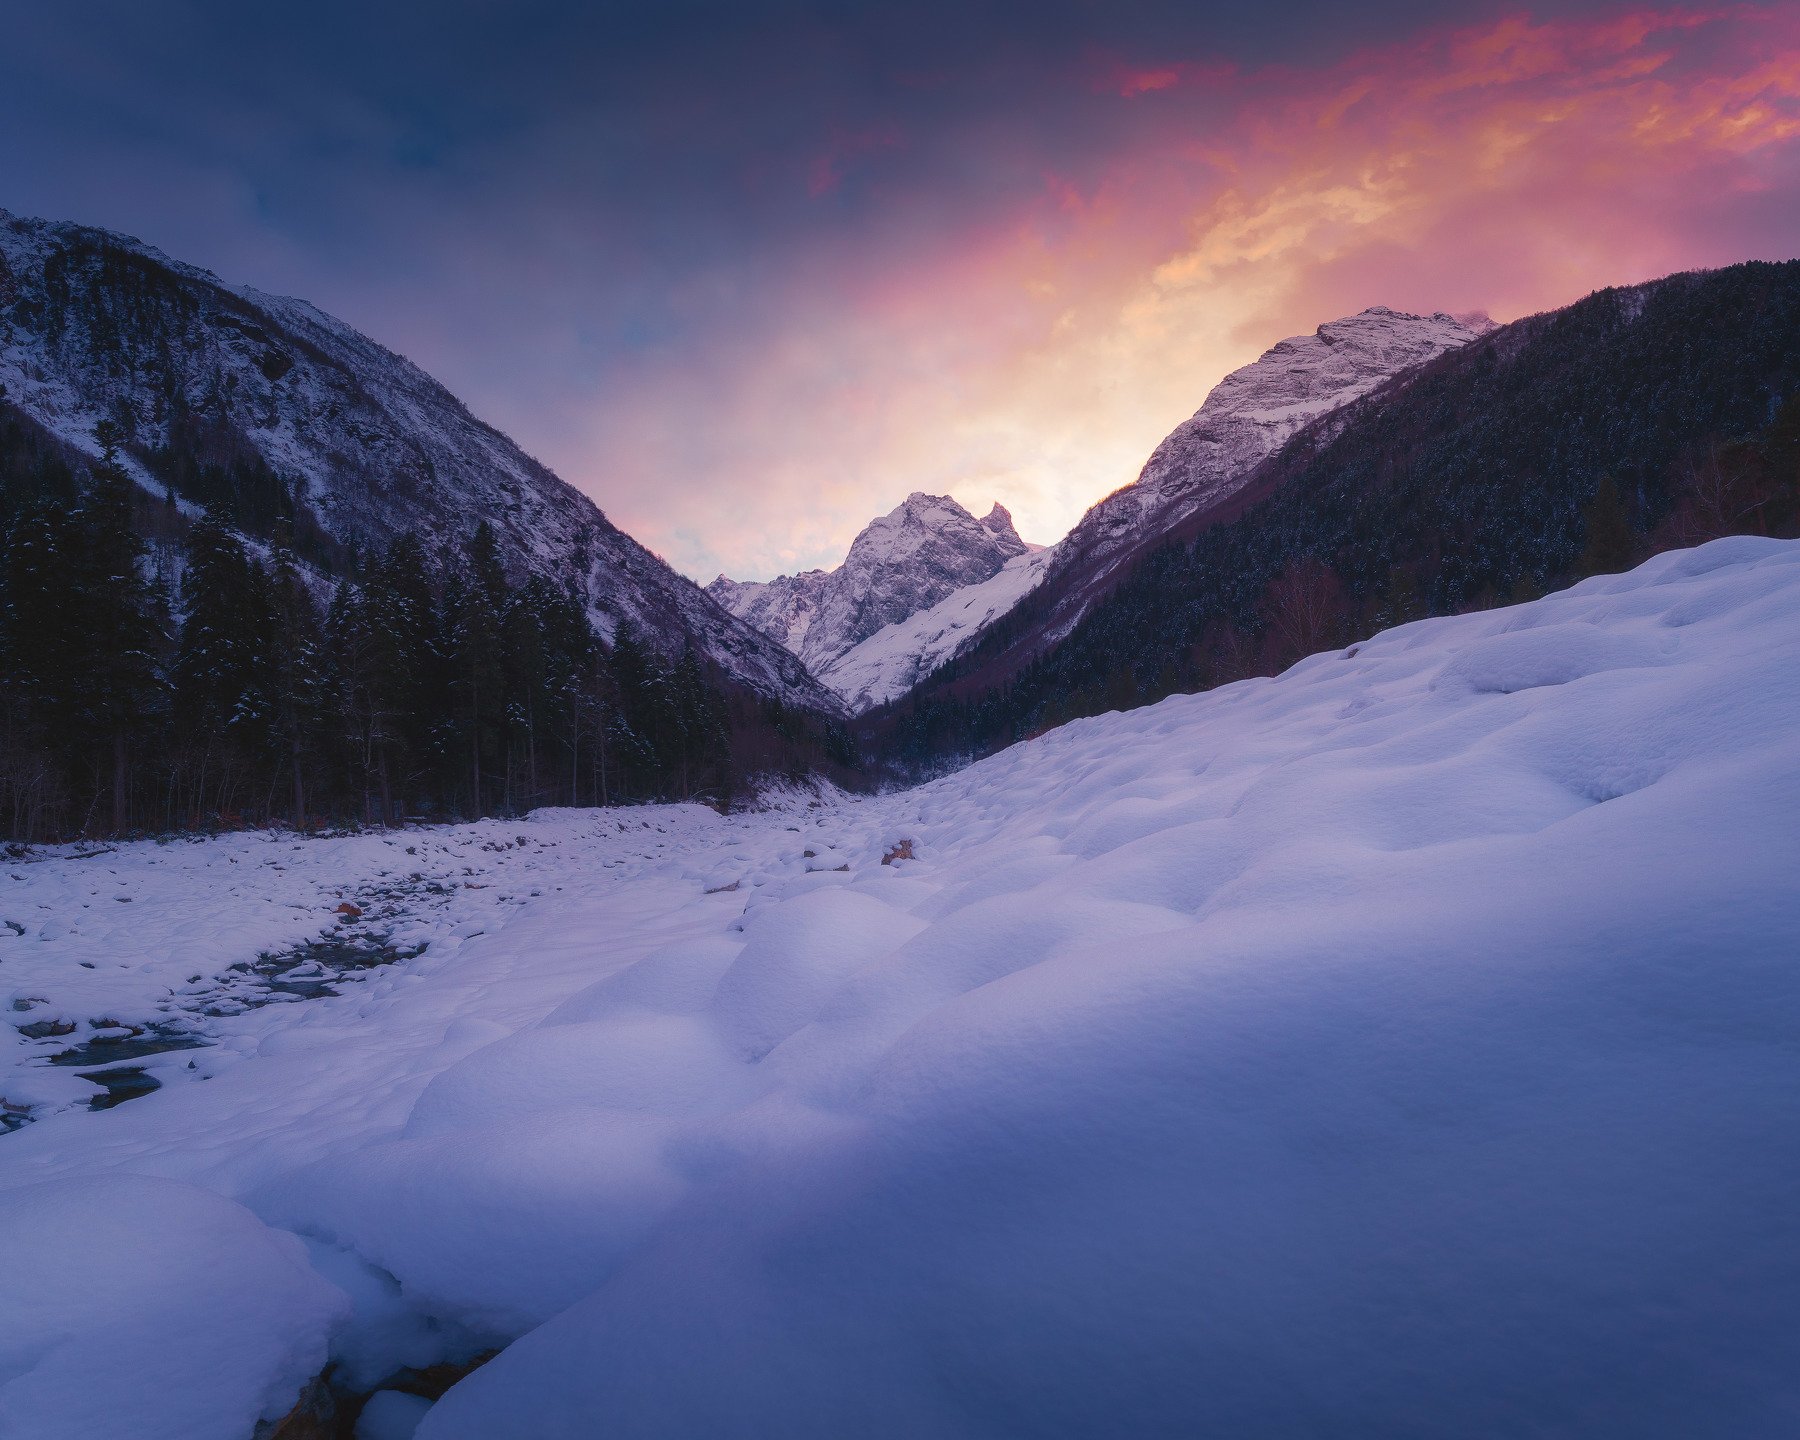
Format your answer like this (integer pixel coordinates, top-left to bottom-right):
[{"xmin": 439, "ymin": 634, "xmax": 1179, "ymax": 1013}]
[{"xmin": 4, "ymin": 537, "xmax": 1800, "ymax": 1438}]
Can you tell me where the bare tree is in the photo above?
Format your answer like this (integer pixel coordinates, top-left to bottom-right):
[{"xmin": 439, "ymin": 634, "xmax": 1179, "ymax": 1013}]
[{"xmin": 1264, "ymin": 557, "xmax": 1347, "ymax": 664}]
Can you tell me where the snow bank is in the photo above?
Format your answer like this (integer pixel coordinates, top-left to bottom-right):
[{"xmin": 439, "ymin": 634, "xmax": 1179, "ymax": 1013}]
[
  {"xmin": 0, "ymin": 1175, "xmax": 347, "ymax": 1440},
  {"xmin": 419, "ymin": 537, "xmax": 1800, "ymax": 1437},
  {"xmin": 5, "ymin": 538, "xmax": 1800, "ymax": 1438}
]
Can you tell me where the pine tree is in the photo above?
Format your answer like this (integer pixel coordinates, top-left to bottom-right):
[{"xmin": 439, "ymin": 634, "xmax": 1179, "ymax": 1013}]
[
  {"xmin": 1579, "ymin": 474, "xmax": 1636, "ymax": 576},
  {"xmin": 263, "ymin": 539, "xmax": 325, "ymax": 826},
  {"xmin": 606, "ymin": 625, "xmax": 670, "ymax": 800},
  {"xmin": 446, "ymin": 523, "xmax": 510, "ymax": 815},
  {"xmin": 669, "ymin": 644, "xmax": 731, "ymax": 801},
  {"xmin": 0, "ymin": 504, "xmax": 82, "ymax": 833},
  {"xmin": 373, "ymin": 534, "xmax": 448, "ymax": 798},
  {"xmin": 72, "ymin": 445, "xmax": 167, "ymax": 832},
  {"xmin": 172, "ymin": 517, "xmax": 273, "ymax": 821}
]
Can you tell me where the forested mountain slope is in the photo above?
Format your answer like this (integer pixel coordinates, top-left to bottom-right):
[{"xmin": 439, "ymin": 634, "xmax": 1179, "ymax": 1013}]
[
  {"xmin": 0, "ymin": 212, "xmax": 853, "ymax": 838},
  {"xmin": 1043, "ymin": 306, "xmax": 1491, "ymax": 638},
  {"xmin": 0, "ymin": 209, "xmax": 831, "ymax": 712},
  {"xmin": 875, "ymin": 261, "xmax": 1800, "ymax": 769}
]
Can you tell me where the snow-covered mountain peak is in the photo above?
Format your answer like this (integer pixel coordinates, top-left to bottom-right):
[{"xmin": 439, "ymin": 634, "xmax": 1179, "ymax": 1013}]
[
  {"xmin": 1191, "ymin": 305, "xmax": 1492, "ymax": 431},
  {"xmin": 708, "ymin": 491, "xmax": 1034, "ymax": 673},
  {"xmin": 715, "ymin": 307, "xmax": 1487, "ymax": 710},
  {"xmin": 1053, "ymin": 305, "xmax": 1493, "ymax": 580}
]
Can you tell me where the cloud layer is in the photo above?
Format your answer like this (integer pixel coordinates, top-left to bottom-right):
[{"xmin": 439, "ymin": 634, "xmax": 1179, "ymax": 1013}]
[{"xmin": 4, "ymin": 3, "xmax": 1797, "ymax": 578}]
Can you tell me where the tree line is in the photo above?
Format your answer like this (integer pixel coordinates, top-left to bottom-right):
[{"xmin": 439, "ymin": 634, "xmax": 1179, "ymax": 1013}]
[{"xmin": 0, "ymin": 426, "xmax": 820, "ymax": 842}]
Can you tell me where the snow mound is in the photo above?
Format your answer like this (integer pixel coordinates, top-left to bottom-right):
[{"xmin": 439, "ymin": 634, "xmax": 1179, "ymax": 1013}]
[
  {"xmin": 0, "ymin": 1175, "xmax": 347, "ymax": 1440},
  {"xmin": 4, "ymin": 537, "xmax": 1799, "ymax": 1438},
  {"xmin": 420, "ymin": 536, "xmax": 1800, "ymax": 1437}
]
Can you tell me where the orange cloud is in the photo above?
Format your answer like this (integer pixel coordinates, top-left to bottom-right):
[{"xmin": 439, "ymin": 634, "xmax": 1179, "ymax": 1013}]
[{"xmin": 1119, "ymin": 67, "xmax": 1181, "ymax": 98}]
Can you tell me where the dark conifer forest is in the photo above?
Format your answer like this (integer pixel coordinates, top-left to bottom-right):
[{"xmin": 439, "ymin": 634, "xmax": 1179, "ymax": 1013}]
[{"xmin": 0, "ymin": 411, "xmax": 853, "ymax": 840}]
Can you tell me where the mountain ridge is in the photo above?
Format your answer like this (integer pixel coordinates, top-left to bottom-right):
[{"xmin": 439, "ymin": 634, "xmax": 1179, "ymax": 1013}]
[
  {"xmin": 0, "ymin": 207, "xmax": 839, "ymax": 714},
  {"xmin": 871, "ymin": 260, "xmax": 1800, "ymax": 769},
  {"xmin": 759, "ymin": 305, "xmax": 1492, "ymax": 715},
  {"xmin": 709, "ymin": 490, "xmax": 1035, "ymax": 680}
]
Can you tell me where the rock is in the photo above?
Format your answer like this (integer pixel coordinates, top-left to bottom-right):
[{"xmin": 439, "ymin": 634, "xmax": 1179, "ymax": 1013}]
[
  {"xmin": 335, "ymin": 902, "xmax": 364, "ymax": 918},
  {"xmin": 376, "ymin": 1351, "xmax": 499, "ymax": 1401},
  {"xmin": 881, "ymin": 839, "xmax": 915, "ymax": 865},
  {"xmin": 17, "ymin": 1018, "xmax": 75, "ymax": 1039},
  {"xmin": 255, "ymin": 1376, "xmax": 339, "ymax": 1439}
]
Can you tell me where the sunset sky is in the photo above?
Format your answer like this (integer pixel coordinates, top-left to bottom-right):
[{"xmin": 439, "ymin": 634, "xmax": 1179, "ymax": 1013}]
[{"xmin": 5, "ymin": 1, "xmax": 1798, "ymax": 580}]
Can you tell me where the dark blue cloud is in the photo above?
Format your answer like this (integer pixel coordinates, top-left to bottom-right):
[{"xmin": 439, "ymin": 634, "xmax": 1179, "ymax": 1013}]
[{"xmin": 0, "ymin": 0, "xmax": 1647, "ymax": 576}]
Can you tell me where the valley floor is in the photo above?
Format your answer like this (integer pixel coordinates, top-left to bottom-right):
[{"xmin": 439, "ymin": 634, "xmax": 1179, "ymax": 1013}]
[{"xmin": 4, "ymin": 537, "xmax": 1800, "ymax": 1439}]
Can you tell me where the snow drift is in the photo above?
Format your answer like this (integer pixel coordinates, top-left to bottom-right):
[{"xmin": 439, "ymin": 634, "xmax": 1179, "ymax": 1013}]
[{"xmin": 3, "ymin": 538, "xmax": 1798, "ymax": 1437}]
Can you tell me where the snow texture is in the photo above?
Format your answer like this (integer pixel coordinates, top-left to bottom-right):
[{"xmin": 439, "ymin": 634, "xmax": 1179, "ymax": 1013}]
[
  {"xmin": 0, "ymin": 1174, "xmax": 348, "ymax": 1440},
  {"xmin": 3, "ymin": 537, "xmax": 1799, "ymax": 1438},
  {"xmin": 0, "ymin": 209, "xmax": 835, "ymax": 711}
]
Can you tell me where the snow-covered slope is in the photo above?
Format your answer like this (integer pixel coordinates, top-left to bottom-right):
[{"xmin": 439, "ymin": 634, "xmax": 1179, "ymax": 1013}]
[
  {"xmin": 817, "ymin": 546, "xmax": 1054, "ymax": 710},
  {"xmin": 706, "ymin": 568, "xmax": 831, "ymax": 662},
  {"xmin": 0, "ymin": 209, "xmax": 833, "ymax": 711},
  {"xmin": 5, "ymin": 537, "xmax": 1799, "ymax": 1436},
  {"xmin": 1054, "ymin": 306, "xmax": 1493, "ymax": 601},
  {"xmin": 709, "ymin": 492, "xmax": 1033, "ymax": 675}
]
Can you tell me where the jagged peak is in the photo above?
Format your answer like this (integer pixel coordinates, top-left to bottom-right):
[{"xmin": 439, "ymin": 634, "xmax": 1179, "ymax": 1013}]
[
  {"xmin": 979, "ymin": 501, "xmax": 1029, "ymax": 549},
  {"xmin": 887, "ymin": 490, "xmax": 970, "ymax": 522},
  {"xmin": 0, "ymin": 207, "xmax": 228, "ymax": 293}
]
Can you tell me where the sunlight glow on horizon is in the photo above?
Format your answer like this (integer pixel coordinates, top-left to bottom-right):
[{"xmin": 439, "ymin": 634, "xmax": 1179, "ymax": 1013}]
[{"xmin": 566, "ymin": 6, "xmax": 1800, "ymax": 582}]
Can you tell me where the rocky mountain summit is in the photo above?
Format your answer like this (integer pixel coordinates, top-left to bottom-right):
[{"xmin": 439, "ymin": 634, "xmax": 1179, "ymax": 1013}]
[{"xmin": 709, "ymin": 492, "xmax": 1034, "ymax": 675}]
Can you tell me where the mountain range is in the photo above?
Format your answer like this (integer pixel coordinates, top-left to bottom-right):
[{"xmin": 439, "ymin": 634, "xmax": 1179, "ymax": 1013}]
[
  {"xmin": 714, "ymin": 305, "xmax": 1492, "ymax": 715},
  {"xmin": 878, "ymin": 260, "xmax": 1800, "ymax": 769},
  {"xmin": 3, "ymin": 205, "xmax": 1796, "ymax": 805},
  {"xmin": 0, "ymin": 209, "xmax": 835, "ymax": 715},
  {"xmin": 708, "ymin": 492, "xmax": 1038, "ymax": 709}
]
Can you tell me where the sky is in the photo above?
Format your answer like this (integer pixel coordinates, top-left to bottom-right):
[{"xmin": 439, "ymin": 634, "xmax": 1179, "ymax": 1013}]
[{"xmin": 4, "ymin": 1, "xmax": 1798, "ymax": 581}]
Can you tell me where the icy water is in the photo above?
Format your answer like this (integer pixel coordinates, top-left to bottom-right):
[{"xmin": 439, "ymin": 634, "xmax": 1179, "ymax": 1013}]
[{"xmin": 4, "ymin": 929, "xmax": 418, "ymax": 1129}]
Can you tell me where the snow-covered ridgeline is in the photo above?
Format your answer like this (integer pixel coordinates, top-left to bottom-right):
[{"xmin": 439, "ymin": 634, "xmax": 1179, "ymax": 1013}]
[
  {"xmin": 816, "ymin": 546, "xmax": 1054, "ymax": 710},
  {"xmin": 2, "ymin": 537, "xmax": 1798, "ymax": 1437},
  {"xmin": 1054, "ymin": 307, "xmax": 1493, "ymax": 583},
  {"xmin": 709, "ymin": 492, "xmax": 1034, "ymax": 676},
  {"xmin": 0, "ymin": 208, "xmax": 834, "ymax": 711}
]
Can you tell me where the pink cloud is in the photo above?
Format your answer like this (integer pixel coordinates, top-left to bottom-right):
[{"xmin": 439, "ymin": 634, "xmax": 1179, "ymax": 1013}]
[
  {"xmin": 1119, "ymin": 67, "xmax": 1181, "ymax": 98},
  {"xmin": 568, "ymin": 7, "xmax": 1800, "ymax": 581}
]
